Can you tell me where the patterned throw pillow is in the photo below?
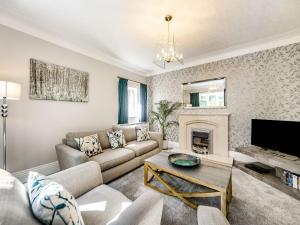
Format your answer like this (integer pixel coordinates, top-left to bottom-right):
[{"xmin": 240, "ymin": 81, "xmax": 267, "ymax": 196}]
[
  {"xmin": 136, "ymin": 127, "xmax": 150, "ymax": 142},
  {"xmin": 27, "ymin": 172, "xmax": 84, "ymax": 225},
  {"xmin": 74, "ymin": 134, "xmax": 102, "ymax": 157},
  {"xmin": 107, "ymin": 130, "xmax": 125, "ymax": 149}
]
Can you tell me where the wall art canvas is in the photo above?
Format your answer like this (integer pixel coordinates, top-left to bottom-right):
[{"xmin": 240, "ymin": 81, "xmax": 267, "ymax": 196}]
[{"xmin": 30, "ymin": 58, "xmax": 89, "ymax": 102}]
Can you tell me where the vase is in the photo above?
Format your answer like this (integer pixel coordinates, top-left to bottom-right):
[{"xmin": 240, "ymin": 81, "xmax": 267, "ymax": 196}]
[{"xmin": 163, "ymin": 140, "xmax": 168, "ymax": 150}]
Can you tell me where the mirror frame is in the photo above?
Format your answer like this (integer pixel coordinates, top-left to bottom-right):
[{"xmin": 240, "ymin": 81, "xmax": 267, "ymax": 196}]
[{"xmin": 181, "ymin": 77, "xmax": 227, "ymax": 109}]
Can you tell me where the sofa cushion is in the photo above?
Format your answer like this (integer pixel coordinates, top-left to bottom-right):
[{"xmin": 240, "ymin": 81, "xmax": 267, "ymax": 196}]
[
  {"xmin": 125, "ymin": 140, "xmax": 158, "ymax": 156},
  {"xmin": 27, "ymin": 172, "xmax": 84, "ymax": 225},
  {"xmin": 136, "ymin": 127, "xmax": 150, "ymax": 142},
  {"xmin": 75, "ymin": 134, "xmax": 103, "ymax": 157},
  {"xmin": 66, "ymin": 129, "xmax": 112, "ymax": 150},
  {"xmin": 107, "ymin": 130, "xmax": 125, "ymax": 150},
  {"xmin": 113, "ymin": 125, "xmax": 137, "ymax": 142},
  {"xmin": 97, "ymin": 129, "xmax": 113, "ymax": 150},
  {"xmin": 0, "ymin": 170, "xmax": 40, "ymax": 225},
  {"xmin": 90, "ymin": 148, "xmax": 135, "ymax": 171},
  {"xmin": 76, "ymin": 184, "xmax": 132, "ymax": 225}
]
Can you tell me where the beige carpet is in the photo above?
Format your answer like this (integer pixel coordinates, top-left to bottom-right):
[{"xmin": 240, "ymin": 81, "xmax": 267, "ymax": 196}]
[{"xmin": 109, "ymin": 166, "xmax": 300, "ymax": 225}]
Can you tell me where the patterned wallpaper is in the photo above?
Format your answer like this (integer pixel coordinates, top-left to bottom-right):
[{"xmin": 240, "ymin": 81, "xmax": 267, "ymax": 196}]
[{"xmin": 147, "ymin": 43, "xmax": 300, "ymax": 151}]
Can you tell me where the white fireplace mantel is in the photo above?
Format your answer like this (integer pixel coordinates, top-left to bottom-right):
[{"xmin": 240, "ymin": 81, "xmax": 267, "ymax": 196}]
[{"xmin": 179, "ymin": 113, "xmax": 230, "ymax": 157}]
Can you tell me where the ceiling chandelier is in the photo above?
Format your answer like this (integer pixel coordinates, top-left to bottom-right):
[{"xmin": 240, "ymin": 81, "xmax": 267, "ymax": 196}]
[{"xmin": 154, "ymin": 15, "xmax": 183, "ymax": 69}]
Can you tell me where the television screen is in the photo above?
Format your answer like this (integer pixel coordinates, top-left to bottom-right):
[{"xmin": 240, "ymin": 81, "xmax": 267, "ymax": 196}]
[{"xmin": 251, "ymin": 119, "xmax": 300, "ymax": 158}]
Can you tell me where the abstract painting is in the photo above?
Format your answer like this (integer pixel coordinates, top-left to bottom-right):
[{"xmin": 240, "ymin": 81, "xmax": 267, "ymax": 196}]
[{"xmin": 29, "ymin": 58, "xmax": 89, "ymax": 102}]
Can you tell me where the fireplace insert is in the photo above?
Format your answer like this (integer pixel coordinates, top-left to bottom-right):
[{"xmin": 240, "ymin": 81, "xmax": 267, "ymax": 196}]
[{"xmin": 191, "ymin": 128, "xmax": 212, "ymax": 154}]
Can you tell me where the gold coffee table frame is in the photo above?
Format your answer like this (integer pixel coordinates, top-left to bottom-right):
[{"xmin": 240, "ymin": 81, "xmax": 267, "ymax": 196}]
[{"xmin": 144, "ymin": 155, "xmax": 232, "ymax": 217}]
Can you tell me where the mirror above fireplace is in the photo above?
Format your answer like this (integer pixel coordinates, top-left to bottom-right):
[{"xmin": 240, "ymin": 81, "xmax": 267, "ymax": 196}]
[{"xmin": 182, "ymin": 77, "xmax": 226, "ymax": 109}]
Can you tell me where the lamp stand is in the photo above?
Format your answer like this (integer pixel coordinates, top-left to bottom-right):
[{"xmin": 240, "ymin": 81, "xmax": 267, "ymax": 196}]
[{"xmin": 1, "ymin": 97, "xmax": 7, "ymax": 170}]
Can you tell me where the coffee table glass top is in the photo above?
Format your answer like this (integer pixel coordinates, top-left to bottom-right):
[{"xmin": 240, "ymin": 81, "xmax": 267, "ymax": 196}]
[{"xmin": 145, "ymin": 152, "xmax": 232, "ymax": 190}]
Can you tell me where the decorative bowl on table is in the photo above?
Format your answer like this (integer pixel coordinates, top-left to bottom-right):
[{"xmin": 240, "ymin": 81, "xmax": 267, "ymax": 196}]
[{"xmin": 168, "ymin": 153, "xmax": 201, "ymax": 167}]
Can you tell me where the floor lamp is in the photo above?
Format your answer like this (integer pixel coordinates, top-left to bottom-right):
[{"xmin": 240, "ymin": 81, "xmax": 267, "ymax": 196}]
[{"xmin": 0, "ymin": 81, "xmax": 21, "ymax": 170}]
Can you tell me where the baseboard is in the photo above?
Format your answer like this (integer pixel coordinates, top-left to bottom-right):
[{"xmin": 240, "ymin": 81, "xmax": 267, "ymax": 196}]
[{"xmin": 13, "ymin": 161, "xmax": 60, "ymax": 183}]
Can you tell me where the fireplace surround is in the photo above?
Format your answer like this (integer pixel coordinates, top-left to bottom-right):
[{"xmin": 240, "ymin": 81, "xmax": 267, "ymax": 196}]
[{"xmin": 179, "ymin": 113, "xmax": 230, "ymax": 157}]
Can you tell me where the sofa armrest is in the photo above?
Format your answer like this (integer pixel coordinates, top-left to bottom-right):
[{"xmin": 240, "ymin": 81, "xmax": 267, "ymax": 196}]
[
  {"xmin": 197, "ymin": 206, "xmax": 230, "ymax": 225},
  {"xmin": 149, "ymin": 131, "xmax": 163, "ymax": 151},
  {"xmin": 109, "ymin": 191, "xmax": 163, "ymax": 225},
  {"xmin": 48, "ymin": 161, "xmax": 103, "ymax": 198},
  {"xmin": 55, "ymin": 144, "xmax": 89, "ymax": 170}
]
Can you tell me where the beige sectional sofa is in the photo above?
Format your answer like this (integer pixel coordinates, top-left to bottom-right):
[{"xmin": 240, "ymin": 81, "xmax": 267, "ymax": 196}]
[
  {"xmin": 56, "ymin": 125, "xmax": 163, "ymax": 183},
  {"xmin": 0, "ymin": 161, "xmax": 164, "ymax": 225}
]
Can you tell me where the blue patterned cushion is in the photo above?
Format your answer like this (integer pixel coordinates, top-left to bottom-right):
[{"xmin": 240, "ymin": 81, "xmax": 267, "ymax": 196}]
[{"xmin": 27, "ymin": 172, "xmax": 84, "ymax": 225}]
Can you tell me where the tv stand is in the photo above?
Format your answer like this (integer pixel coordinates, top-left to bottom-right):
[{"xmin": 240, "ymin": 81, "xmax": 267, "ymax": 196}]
[
  {"xmin": 266, "ymin": 149, "xmax": 298, "ymax": 161},
  {"xmin": 236, "ymin": 146, "xmax": 300, "ymax": 174},
  {"xmin": 235, "ymin": 146, "xmax": 300, "ymax": 200}
]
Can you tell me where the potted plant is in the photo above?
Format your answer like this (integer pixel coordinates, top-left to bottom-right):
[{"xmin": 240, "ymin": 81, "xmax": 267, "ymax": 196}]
[{"xmin": 150, "ymin": 100, "xmax": 182, "ymax": 150}]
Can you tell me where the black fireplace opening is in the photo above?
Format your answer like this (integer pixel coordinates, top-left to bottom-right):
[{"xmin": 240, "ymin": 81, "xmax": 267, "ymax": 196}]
[{"xmin": 192, "ymin": 129, "xmax": 211, "ymax": 154}]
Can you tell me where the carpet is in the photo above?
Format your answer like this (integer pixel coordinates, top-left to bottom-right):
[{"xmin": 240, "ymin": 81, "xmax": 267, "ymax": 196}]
[{"xmin": 109, "ymin": 166, "xmax": 300, "ymax": 225}]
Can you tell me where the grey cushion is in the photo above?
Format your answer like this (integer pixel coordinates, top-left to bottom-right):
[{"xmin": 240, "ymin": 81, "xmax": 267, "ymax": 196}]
[
  {"xmin": 113, "ymin": 125, "xmax": 137, "ymax": 142},
  {"xmin": 76, "ymin": 184, "xmax": 132, "ymax": 225},
  {"xmin": 125, "ymin": 140, "xmax": 158, "ymax": 156},
  {"xmin": 197, "ymin": 206, "xmax": 230, "ymax": 225},
  {"xmin": 90, "ymin": 148, "xmax": 135, "ymax": 171},
  {"xmin": 66, "ymin": 129, "xmax": 112, "ymax": 150},
  {"xmin": 0, "ymin": 170, "xmax": 41, "ymax": 225},
  {"xmin": 97, "ymin": 129, "xmax": 113, "ymax": 150}
]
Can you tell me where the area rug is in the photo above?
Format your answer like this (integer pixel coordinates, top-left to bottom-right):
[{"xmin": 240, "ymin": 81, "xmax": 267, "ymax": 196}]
[{"xmin": 109, "ymin": 166, "xmax": 300, "ymax": 225}]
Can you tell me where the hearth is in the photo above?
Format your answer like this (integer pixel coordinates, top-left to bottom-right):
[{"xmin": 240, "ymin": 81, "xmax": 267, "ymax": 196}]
[{"xmin": 191, "ymin": 128, "xmax": 213, "ymax": 154}]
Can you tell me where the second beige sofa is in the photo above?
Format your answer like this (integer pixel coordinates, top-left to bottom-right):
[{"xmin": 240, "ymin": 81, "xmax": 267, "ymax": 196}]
[{"xmin": 56, "ymin": 124, "xmax": 163, "ymax": 183}]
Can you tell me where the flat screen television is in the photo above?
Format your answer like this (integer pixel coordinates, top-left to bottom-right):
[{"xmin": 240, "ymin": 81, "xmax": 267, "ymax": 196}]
[{"xmin": 251, "ymin": 119, "xmax": 300, "ymax": 158}]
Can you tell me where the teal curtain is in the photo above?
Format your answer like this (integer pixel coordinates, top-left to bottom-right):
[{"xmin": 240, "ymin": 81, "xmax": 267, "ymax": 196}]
[
  {"xmin": 190, "ymin": 93, "xmax": 200, "ymax": 107},
  {"xmin": 140, "ymin": 83, "xmax": 147, "ymax": 122},
  {"xmin": 118, "ymin": 78, "xmax": 128, "ymax": 124}
]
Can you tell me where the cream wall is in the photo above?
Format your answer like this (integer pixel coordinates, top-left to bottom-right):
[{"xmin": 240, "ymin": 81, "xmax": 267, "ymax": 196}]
[{"xmin": 0, "ymin": 25, "xmax": 146, "ymax": 172}]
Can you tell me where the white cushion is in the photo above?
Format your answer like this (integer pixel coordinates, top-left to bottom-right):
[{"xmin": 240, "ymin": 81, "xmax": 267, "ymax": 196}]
[
  {"xmin": 107, "ymin": 130, "xmax": 125, "ymax": 149},
  {"xmin": 75, "ymin": 133, "xmax": 103, "ymax": 157},
  {"xmin": 0, "ymin": 170, "xmax": 40, "ymax": 225},
  {"xmin": 136, "ymin": 127, "xmax": 150, "ymax": 142}
]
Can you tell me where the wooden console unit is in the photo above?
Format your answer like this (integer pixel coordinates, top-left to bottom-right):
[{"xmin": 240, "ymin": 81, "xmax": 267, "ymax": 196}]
[{"xmin": 235, "ymin": 146, "xmax": 300, "ymax": 200}]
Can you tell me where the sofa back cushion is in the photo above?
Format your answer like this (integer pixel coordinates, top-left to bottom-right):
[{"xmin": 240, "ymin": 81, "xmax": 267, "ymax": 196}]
[
  {"xmin": 0, "ymin": 170, "xmax": 41, "ymax": 225},
  {"xmin": 113, "ymin": 124, "xmax": 149, "ymax": 142},
  {"xmin": 113, "ymin": 125, "xmax": 136, "ymax": 142},
  {"xmin": 66, "ymin": 128, "xmax": 112, "ymax": 150}
]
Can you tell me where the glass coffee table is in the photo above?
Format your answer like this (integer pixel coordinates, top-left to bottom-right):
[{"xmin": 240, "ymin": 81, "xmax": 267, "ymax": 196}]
[{"xmin": 144, "ymin": 152, "xmax": 232, "ymax": 217}]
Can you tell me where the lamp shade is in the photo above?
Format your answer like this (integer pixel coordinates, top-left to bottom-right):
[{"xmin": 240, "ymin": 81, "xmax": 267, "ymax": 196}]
[{"xmin": 0, "ymin": 81, "xmax": 21, "ymax": 100}]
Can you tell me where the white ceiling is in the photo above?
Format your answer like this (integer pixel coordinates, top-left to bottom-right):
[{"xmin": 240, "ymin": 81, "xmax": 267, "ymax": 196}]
[{"xmin": 1, "ymin": 0, "xmax": 300, "ymax": 76}]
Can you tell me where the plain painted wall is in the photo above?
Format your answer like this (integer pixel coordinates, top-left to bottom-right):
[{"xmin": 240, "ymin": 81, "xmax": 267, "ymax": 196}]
[{"xmin": 0, "ymin": 25, "xmax": 146, "ymax": 172}]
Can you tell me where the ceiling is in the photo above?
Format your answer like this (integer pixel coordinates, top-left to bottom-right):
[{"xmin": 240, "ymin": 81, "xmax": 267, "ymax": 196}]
[{"xmin": 1, "ymin": 0, "xmax": 300, "ymax": 76}]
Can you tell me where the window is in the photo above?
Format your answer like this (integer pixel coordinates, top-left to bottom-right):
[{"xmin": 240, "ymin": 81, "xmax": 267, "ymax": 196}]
[
  {"xmin": 128, "ymin": 83, "xmax": 141, "ymax": 123},
  {"xmin": 118, "ymin": 78, "xmax": 147, "ymax": 125},
  {"xmin": 128, "ymin": 87, "xmax": 139, "ymax": 117}
]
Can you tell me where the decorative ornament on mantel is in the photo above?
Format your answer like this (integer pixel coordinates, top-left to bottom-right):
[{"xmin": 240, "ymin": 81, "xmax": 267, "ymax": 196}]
[{"xmin": 153, "ymin": 15, "xmax": 183, "ymax": 69}]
